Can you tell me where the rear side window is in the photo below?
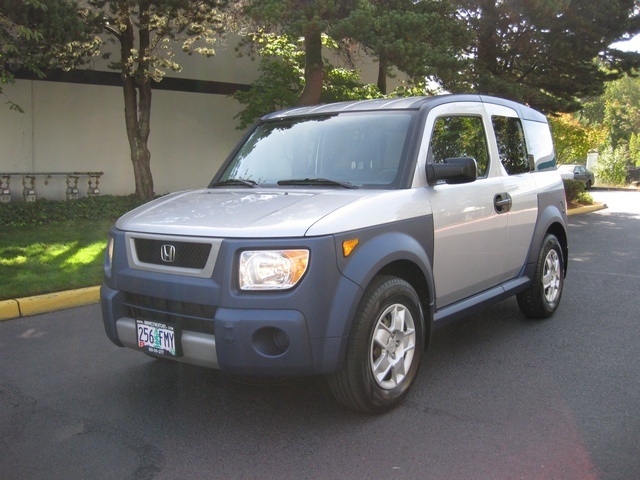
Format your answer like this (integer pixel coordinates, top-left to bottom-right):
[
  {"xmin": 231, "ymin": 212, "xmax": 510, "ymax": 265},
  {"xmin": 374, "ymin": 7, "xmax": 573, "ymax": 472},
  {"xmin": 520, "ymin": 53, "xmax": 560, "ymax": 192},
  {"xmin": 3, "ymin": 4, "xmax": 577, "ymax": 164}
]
[
  {"xmin": 429, "ymin": 116, "xmax": 489, "ymax": 177},
  {"xmin": 523, "ymin": 120, "xmax": 556, "ymax": 170},
  {"xmin": 492, "ymin": 116, "xmax": 530, "ymax": 175}
]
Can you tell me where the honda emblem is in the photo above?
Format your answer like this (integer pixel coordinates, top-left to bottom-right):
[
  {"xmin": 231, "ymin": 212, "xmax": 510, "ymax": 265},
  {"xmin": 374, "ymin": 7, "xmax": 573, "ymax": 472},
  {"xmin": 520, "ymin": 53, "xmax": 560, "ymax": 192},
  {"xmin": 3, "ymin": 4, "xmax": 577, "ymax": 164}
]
[{"xmin": 161, "ymin": 244, "xmax": 176, "ymax": 263}]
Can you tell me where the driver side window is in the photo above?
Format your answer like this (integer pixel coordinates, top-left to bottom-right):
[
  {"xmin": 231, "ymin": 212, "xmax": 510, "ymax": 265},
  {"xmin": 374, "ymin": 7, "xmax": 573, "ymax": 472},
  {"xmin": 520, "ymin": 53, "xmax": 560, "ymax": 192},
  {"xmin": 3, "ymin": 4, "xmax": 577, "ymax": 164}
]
[{"xmin": 430, "ymin": 116, "xmax": 489, "ymax": 177}]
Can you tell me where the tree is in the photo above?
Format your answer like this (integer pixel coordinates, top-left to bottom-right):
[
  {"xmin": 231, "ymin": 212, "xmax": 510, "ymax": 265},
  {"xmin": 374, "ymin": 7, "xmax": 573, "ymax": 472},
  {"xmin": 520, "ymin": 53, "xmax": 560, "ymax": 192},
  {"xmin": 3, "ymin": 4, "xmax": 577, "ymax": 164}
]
[
  {"xmin": 629, "ymin": 132, "xmax": 640, "ymax": 166},
  {"xmin": 579, "ymin": 75, "xmax": 640, "ymax": 148},
  {"xmin": 233, "ymin": 31, "xmax": 381, "ymax": 129},
  {"xmin": 85, "ymin": 0, "xmax": 230, "ymax": 200},
  {"xmin": 0, "ymin": 0, "xmax": 101, "ymax": 111},
  {"xmin": 550, "ymin": 113, "xmax": 605, "ymax": 164},
  {"xmin": 577, "ymin": 75, "xmax": 640, "ymax": 183},
  {"xmin": 601, "ymin": 75, "xmax": 640, "ymax": 149},
  {"xmin": 456, "ymin": 0, "xmax": 640, "ymax": 113},
  {"xmin": 335, "ymin": 0, "xmax": 469, "ymax": 94},
  {"xmin": 238, "ymin": 0, "xmax": 469, "ymax": 126},
  {"xmin": 242, "ymin": 0, "xmax": 358, "ymax": 106}
]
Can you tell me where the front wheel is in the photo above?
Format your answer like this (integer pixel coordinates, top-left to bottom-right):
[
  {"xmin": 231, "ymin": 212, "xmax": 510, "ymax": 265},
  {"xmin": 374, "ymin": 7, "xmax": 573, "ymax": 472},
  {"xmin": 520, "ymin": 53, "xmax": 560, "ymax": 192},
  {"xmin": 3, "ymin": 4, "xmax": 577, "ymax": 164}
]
[
  {"xmin": 517, "ymin": 234, "xmax": 565, "ymax": 319},
  {"xmin": 328, "ymin": 275, "xmax": 424, "ymax": 414}
]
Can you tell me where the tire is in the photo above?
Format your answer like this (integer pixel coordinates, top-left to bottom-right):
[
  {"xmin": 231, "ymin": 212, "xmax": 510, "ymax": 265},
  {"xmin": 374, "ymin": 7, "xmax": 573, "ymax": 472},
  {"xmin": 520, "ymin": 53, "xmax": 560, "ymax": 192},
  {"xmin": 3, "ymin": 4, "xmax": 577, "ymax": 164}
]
[
  {"xmin": 585, "ymin": 179, "xmax": 592, "ymax": 189},
  {"xmin": 328, "ymin": 275, "xmax": 424, "ymax": 414},
  {"xmin": 517, "ymin": 234, "xmax": 564, "ymax": 319}
]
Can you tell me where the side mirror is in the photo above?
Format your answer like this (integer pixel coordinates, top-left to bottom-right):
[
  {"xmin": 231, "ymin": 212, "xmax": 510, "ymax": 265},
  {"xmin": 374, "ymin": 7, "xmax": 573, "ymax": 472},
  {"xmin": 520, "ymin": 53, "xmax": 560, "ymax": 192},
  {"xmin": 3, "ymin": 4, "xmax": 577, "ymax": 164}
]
[{"xmin": 426, "ymin": 157, "xmax": 477, "ymax": 186}]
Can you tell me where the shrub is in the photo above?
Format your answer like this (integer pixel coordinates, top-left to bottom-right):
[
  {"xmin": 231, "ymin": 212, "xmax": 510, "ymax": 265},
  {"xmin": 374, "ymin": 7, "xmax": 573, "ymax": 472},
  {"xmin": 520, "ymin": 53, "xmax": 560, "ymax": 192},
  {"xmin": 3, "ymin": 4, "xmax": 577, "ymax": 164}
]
[
  {"xmin": 0, "ymin": 195, "xmax": 146, "ymax": 227},
  {"xmin": 563, "ymin": 179, "xmax": 593, "ymax": 207},
  {"xmin": 595, "ymin": 145, "xmax": 630, "ymax": 185}
]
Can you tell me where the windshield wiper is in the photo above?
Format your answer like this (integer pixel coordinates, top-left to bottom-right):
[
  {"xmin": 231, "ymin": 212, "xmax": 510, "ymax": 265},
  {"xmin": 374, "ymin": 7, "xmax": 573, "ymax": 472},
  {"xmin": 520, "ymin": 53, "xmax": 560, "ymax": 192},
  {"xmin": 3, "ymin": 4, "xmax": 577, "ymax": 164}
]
[
  {"xmin": 277, "ymin": 178, "xmax": 358, "ymax": 189},
  {"xmin": 209, "ymin": 178, "xmax": 260, "ymax": 188}
]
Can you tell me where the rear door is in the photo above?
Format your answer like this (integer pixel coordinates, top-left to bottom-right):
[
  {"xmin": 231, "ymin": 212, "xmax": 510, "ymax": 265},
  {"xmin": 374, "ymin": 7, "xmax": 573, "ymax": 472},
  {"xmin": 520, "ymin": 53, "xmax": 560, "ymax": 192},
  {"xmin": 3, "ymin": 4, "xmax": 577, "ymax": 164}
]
[{"xmin": 485, "ymin": 103, "xmax": 539, "ymax": 280}]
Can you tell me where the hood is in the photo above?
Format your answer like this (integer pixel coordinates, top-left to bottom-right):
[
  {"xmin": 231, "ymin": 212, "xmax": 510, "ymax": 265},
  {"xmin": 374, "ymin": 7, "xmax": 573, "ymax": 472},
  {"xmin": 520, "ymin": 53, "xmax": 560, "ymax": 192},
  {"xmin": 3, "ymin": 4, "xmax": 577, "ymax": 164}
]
[{"xmin": 115, "ymin": 188, "xmax": 365, "ymax": 237}]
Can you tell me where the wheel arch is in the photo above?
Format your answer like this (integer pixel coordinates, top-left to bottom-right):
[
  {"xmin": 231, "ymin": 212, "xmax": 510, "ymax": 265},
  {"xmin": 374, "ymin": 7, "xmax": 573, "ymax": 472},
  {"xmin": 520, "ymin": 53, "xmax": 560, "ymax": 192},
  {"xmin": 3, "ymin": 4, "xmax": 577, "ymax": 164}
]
[
  {"xmin": 526, "ymin": 200, "xmax": 569, "ymax": 278},
  {"xmin": 378, "ymin": 260, "xmax": 434, "ymax": 347},
  {"xmin": 334, "ymin": 229, "xmax": 436, "ymax": 348}
]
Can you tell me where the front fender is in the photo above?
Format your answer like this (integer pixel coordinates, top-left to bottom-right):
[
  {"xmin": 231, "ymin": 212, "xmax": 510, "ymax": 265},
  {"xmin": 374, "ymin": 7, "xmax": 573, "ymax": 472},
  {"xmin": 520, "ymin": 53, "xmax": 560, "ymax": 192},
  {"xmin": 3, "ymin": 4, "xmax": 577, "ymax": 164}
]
[{"xmin": 333, "ymin": 216, "xmax": 435, "ymax": 327}]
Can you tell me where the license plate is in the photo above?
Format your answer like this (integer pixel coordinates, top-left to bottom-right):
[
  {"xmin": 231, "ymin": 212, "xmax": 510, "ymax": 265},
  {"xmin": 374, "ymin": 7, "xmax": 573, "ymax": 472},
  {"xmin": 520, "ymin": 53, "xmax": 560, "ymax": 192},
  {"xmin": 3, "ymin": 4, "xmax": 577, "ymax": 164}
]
[{"xmin": 136, "ymin": 320, "xmax": 180, "ymax": 356}]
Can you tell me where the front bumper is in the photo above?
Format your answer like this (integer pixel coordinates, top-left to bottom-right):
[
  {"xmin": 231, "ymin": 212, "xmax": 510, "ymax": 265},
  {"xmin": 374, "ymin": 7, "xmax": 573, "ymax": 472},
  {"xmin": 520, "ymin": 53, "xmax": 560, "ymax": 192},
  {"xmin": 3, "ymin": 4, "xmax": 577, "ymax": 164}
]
[
  {"xmin": 101, "ymin": 277, "xmax": 358, "ymax": 376},
  {"xmin": 101, "ymin": 230, "xmax": 362, "ymax": 376}
]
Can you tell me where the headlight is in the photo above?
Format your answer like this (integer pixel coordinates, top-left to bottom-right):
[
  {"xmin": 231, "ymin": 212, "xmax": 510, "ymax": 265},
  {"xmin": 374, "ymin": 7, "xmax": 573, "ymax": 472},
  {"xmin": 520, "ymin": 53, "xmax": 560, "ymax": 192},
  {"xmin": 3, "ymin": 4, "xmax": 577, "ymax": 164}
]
[{"xmin": 239, "ymin": 250, "xmax": 309, "ymax": 290}]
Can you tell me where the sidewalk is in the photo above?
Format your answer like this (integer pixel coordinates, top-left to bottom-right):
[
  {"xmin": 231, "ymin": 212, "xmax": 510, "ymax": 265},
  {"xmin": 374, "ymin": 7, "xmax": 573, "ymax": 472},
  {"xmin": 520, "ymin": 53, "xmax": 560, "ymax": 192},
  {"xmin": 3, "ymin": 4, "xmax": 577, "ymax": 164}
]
[{"xmin": 0, "ymin": 203, "xmax": 608, "ymax": 322}]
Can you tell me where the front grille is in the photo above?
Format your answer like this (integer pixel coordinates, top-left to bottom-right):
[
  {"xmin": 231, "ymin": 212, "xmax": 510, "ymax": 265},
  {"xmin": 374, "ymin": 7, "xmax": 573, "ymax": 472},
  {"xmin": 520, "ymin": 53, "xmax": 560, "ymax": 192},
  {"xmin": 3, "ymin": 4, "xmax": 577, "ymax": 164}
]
[
  {"xmin": 134, "ymin": 238, "xmax": 212, "ymax": 269},
  {"xmin": 124, "ymin": 293, "xmax": 216, "ymax": 334}
]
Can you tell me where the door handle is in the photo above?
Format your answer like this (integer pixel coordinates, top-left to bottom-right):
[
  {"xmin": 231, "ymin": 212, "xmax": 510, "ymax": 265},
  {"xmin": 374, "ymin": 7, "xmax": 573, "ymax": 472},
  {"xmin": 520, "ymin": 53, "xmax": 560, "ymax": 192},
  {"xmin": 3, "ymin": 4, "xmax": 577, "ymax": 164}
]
[{"xmin": 494, "ymin": 192, "xmax": 512, "ymax": 214}]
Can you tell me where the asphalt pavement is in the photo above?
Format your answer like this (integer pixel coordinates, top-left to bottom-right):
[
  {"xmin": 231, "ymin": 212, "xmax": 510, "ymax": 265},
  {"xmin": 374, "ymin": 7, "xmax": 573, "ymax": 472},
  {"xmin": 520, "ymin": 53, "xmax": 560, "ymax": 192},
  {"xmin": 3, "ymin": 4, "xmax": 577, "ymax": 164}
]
[{"xmin": 0, "ymin": 188, "xmax": 638, "ymax": 480}]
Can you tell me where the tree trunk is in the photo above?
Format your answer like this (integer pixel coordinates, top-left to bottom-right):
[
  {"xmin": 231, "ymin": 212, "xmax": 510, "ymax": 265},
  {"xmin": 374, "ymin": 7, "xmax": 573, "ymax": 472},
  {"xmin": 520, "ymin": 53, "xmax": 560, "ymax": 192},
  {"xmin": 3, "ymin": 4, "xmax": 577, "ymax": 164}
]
[
  {"xmin": 476, "ymin": 0, "xmax": 500, "ymax": 94},
  {"xmin": 119, "ymin": 2, "xmax": 155, "ymax": 201},
  {"xmin": 297, "ymin": 26, "xmax": 323, "ymax": 106},
  {"xmin": 377, "ymin": 55, "xmax": 388, "ymax": 95}
]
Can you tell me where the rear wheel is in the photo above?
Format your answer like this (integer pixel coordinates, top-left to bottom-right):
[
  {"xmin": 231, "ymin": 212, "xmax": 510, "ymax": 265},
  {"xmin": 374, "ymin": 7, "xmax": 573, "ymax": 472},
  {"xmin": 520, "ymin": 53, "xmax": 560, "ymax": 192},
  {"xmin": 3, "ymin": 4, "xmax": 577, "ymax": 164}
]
[
  {"xmin": 517, "ymin": 234, "xmax": 564, "ymax": 319},
  {"xmin": 328, "ymin": 275, "xmax": 424, "ymax": 413}
]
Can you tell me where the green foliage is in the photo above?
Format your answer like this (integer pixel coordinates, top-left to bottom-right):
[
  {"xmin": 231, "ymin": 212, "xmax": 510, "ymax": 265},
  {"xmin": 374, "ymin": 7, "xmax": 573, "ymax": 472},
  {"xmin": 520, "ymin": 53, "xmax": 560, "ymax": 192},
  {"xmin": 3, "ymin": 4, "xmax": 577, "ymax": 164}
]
[
  {"xmin": 550, "ymin": 114, "xmax": 605, "ymax": 164},
  {"xmin": 88, "ymin": 0, "xmax": 230, "ymax": 81},
  {"xmin": 335, "ymin": 0, "xmax": 470, "ymax": 92},
  {"xmin": 456, "ymin": 0, "xmax": 640, "ymax": 113},
  {"xmin": 563, "ymin": 179, "xmax": 593, "ymax": 207},
  {"xmin": 234, "ymin": 32, "xmax": 382, "ymax": 129},
  {"xmin": 1, "ymin": 0, "xmax": 102, "ymax": 108},
  {"xmin": 239, "ymin": 0, "xmax": 465, "ymax": 104},
  {"xmin": 242, "ymin": 0, "xmax": 357, "ymax": 38},
  {"xmin": 581, "ymin": 75, "xmax": 640, "ymax": 150},
  {"xmin": 0, "ymin": 195, "xmax": 146, "ymax": 227},
  {"xmin": 629, "ymin": 133, "xmax": 640, "ymax": 167},
  {"xmin": 233, "ymin": 33, "xmax": 304, "ymax": 129},
  {"xmin": 558, "ymin": 75, "xmax": 640, "ymax": 186},
  {"xmin": 595, "ymin": 144, "xmax": 631, "ymax": 185}
]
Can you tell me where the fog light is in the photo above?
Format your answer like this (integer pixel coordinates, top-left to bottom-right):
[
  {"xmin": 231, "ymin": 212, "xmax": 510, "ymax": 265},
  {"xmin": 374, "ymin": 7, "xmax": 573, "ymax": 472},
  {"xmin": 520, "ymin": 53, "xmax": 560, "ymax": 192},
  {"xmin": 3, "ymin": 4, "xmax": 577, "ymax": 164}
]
[
  {"xmin": 273, "ymin": 329, "xmax": 290, "ymax": 351},
  {"xmin": 252, "ymin": 327, "xmax": 290, "ymax": 357}
]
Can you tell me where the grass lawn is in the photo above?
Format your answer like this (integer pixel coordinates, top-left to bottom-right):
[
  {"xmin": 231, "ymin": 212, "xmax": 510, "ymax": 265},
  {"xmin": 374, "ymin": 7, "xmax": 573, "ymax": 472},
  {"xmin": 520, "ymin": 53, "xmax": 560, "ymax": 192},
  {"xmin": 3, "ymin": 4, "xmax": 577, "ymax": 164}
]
[{"xmin": 0, "ymin": 220, "xmax": 112, "ymax": 300}]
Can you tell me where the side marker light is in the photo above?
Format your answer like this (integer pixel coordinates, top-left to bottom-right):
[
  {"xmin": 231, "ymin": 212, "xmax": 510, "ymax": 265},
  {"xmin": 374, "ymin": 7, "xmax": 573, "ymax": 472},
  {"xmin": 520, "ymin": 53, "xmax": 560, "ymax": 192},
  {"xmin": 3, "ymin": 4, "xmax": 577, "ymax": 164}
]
[{"xmin": 342, "ymin": 239, "xmax": 359, "ymax": 257}]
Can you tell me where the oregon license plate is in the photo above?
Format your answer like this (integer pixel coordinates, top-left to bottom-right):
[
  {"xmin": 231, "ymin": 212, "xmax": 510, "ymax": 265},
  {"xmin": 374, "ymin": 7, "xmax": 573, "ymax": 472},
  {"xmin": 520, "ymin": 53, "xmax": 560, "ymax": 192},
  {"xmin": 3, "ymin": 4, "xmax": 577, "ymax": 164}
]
[{"xmin": 136, "ymin": 320, "xmax": 180, "ymax": 356}]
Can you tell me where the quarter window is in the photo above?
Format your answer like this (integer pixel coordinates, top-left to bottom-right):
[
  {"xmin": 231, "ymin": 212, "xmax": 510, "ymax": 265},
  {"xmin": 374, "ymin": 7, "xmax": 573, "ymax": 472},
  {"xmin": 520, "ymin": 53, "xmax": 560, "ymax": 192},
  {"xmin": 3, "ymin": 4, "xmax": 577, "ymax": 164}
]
[
  {"xmin": 523, "ymin": 120, "xmax": 556, "ymax": 170},
  {"xmin": 492, "ymin": 116, "xmax": 530, "ymax": 175},
  {"xmin": 429, "ymin": 116, "xmax": 489, "ymax": 177}
]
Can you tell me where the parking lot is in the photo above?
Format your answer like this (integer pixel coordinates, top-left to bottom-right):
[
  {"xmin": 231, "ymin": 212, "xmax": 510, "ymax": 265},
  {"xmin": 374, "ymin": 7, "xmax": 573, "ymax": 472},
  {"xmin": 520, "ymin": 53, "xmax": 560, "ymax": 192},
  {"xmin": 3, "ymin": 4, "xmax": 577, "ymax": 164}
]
[{"xmin": 1, "ymin": 189, "xmax": 638, "ymax": 480}]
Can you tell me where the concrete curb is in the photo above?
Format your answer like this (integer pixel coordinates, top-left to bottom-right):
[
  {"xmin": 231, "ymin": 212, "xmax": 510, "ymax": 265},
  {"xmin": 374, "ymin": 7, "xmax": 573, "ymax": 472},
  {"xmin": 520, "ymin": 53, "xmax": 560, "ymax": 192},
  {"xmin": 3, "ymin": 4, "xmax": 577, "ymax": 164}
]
[
  {"xmin": 567, "ymin": 203, "xmax": 608, "ymax": 216},
  {"xmin": 0, "ymin": 286, "xmax": 100, "ymax": 322}
]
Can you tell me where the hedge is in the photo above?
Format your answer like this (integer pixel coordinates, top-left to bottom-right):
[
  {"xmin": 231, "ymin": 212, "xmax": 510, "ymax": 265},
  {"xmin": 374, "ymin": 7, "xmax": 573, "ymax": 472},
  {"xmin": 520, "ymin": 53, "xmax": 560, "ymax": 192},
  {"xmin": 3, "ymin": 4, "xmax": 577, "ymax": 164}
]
[{"xmin": 0, "ymin": 195, "xmax": 147, "ymax": 227}]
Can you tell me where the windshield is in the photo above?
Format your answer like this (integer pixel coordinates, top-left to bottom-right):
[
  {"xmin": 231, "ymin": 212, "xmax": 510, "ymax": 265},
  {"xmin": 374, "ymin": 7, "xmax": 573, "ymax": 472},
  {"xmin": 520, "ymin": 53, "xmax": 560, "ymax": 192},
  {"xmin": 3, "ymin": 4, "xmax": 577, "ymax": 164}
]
[{"xmin": 215, "ymin": 111, "xmax": 416, "ymax": 188}]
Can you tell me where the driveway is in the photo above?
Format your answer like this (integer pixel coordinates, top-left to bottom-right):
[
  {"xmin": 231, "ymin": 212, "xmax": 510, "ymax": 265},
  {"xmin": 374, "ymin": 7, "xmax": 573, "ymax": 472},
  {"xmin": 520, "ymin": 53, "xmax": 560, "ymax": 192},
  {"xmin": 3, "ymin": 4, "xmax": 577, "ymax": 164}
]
[{"xmin": 1, "ymin": 190, "xmax": 639, "ymax": 480}]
